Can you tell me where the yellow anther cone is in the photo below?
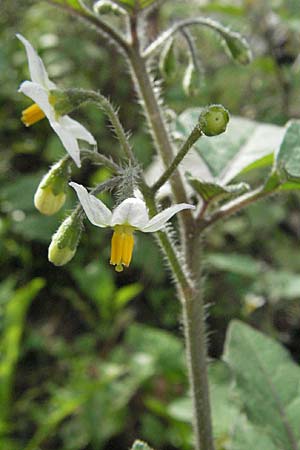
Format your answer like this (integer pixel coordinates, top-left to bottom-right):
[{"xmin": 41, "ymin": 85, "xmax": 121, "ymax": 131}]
[
  {"xmin": 21, "ymin": 103, "xmax": 46, "ymax": 127},
  {"xmin": 110, "ymin": 227, "xmax": 134, "ymax": 271}
]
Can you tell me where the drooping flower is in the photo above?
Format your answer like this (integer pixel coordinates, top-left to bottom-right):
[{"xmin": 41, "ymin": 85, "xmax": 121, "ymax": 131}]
[
  {"xmin": 17, "ymin": 34, "xmax": 96, "ymax": 167},
  {"xmin": 70, "ymin": 182, "xmax": 195, "ymax": 272}
]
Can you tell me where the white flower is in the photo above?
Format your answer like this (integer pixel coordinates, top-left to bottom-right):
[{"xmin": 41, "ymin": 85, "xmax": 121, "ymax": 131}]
[
  {"xmin": 17, "ymin": 34, "xmax": 96, "ymax": 167},
  {"xmin": 70, "ymin": 182, "xmax": 195, "ymax": 272}
]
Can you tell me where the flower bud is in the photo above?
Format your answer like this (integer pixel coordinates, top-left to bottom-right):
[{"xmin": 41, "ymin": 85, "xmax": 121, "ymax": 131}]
[
  {"xmin": 34, "ymin": 159, "xmax": 70, "ymax": 215},
  {"xmin": 131, "ymin": 441, "xmax": 153, "ymax": 450},
  {"xmin": 199, "ymin": 105, "xmax": 229, "ymax": 137},
  {"xmin": 183, "ymin": 62, "xmax": 202, "ymax": 97},
  {"xmin": 222, "ymin": 31, "xmax": 252, "ymax": 65},
  {"xmin": 159, "ymin": 39, "xmax": 176, "ymax": 80},
  {"xmin": 93, "ymin": 0, "xmax": 125, "ymax": 15},
  {"xmin": 48, "ymin": 214, "xmax": 82, "ymax": 266},
  {"xmin": 34, "ymin": 187, "xmax": 66, "ymax": 216}
]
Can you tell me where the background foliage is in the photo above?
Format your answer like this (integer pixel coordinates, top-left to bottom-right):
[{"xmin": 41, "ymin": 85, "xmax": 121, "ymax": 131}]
[{"xmin": 1, "ymin": 0, "xmax": 300, "ymax": 449}]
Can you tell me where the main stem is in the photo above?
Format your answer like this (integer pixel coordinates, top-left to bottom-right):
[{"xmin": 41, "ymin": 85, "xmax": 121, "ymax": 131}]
[
  {"xmin": 182, "ymin": 235, "xmax": 215, "ymax": 450},
  {"xmin": 127, "ymin": 16, "xmax": 215, "ymax": 450}
]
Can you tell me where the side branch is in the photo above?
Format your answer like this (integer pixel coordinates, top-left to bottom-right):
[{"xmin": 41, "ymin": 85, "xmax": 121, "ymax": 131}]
[
  {"xmin": 197, "ymin": 187, "xmax": 270, "ymax": 230},
  {"xmin": 153, "ymin": 125, "xmax": 202, "ymax": 193}
]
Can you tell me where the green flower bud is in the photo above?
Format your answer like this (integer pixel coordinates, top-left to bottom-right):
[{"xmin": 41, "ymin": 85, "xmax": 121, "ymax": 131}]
[
  {"xmin": 34, "ymin": 187, "xmax": 66, "ymax": 216},
  {"xmin": 222, "ymin": 31, "xmax": 252, "ymax": 65},
  {"xmin": 94, "ymin": 0, "xmax": 125, "ymax": 15},
  {"xmin": 159, "ymin": 39, "xmax": 176, "ymax": 80},
  {"xmin": 48, "ymin": 214, "xmax": 82, "ymax": 266},
  {"xmin": 199, "ymin": 105, "xmax": 229, "ymax": 137},
  {"xmin": 131, "ymin": 441, "xmax": 153, "ymax": 450},
  {"xmin": 34, "ymin": 159, "xmax": 70, "ymax": 215},
  {"xmin": 183, "ymin": 62, "xmax": 202, "ymax": 97}
]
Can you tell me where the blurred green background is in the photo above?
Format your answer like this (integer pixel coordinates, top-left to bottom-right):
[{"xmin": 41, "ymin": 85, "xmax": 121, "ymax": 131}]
[{"xmin": 1, "ymin": 0, "xmax": 300, "ymax": 449}]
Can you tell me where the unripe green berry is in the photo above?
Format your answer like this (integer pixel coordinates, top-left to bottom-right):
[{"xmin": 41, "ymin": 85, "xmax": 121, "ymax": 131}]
[
  {"xmin": 48, "ymin": 214, "xmax": 82, "ymax": 266},
  {"xmin": 199, "ymin": 105, "xmax": 229, "ymax": 137}
]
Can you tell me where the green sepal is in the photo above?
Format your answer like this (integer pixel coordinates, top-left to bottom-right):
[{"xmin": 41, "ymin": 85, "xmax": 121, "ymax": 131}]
[
  {"xmin": 187, "ymin": 175, "xmax": 250, "ymax": 203},
  {"xmin": 199, "ymin": 104, "xmax": 229, "ymax": 137},
  {"xmin": 49, "ymin": 89, "xmax": 92, "ymax": 117},
  {"xmin": 56, "ymin": 213, "xmax": 82, "ymax": 251},
  {"xmin": 41, "ymin": 158, "xmax": 70, "ymax": 196}
]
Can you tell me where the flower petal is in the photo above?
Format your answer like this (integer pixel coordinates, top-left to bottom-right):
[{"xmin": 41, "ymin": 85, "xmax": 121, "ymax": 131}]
[
  {"xmin": 19, "ymin": 81, "xmax": 54, "ymax": 119},
  {"xmin": 51, "ymin": 121, "xmax": 82, "ymax": 167},
  {"xmin": 141, "ymin": 203, "xmax": 195, "ymax": 233},
  {"xmin": 58, "ymin": 116, "xmax": 96, "ymax": 145},
  {"xmin": 111, "ymin": 198, "xmax": 149, "ymax": 229},
  {"xmin": 17, "ymin": 34, "xmax": 56, "ymax": 89},
  {"xmin": 69, "ymin": 182, "xmax": 112, "ymax": 227}
]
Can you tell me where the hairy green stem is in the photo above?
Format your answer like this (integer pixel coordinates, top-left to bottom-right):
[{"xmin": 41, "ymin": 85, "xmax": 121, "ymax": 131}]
[
  {"xmin": 182, "ymin": 287, "xmax": 215, "ymax": 450},
  {"xmin": 180, "ymin": 28, "xmax": 203, "ymax": 74},
  {"xmin": 128, "ymin": 16, "xmax": 215, "ymax": 450},
  {"xmin": 142, "ymin": 188, "xmax": 193, "ymax": 291},
  {"xmin": 143, "ymin": 17, "xmax": 233, "ymax": 58},
  {"xmin": 80, "ymin": 149, "xmax": 121, "ymax": 173},
  {"xmin": 153, "ymin": 125, "xmax": 202, "ymax": 192},
  {"xmin": 128, "ymin": 20, "xmax": 190, "ymax": 206}
]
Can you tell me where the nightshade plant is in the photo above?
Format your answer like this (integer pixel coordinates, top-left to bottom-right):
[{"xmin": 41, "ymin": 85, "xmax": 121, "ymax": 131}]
[{"xmin": 17, "ymin": 1, "xmax": 300, "ymax": 450}]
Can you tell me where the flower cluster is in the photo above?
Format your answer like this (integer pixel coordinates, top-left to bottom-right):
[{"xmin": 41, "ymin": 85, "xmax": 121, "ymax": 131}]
[{"xmin": 17, "ymin": 35, "xmax": 195, "ymax": 270}]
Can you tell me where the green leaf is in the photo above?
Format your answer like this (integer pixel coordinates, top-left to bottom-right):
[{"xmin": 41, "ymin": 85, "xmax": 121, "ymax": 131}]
[
  {"xmin": 175, "ymin": 109, "xmax": 284, "ymax": 183},
  {"xmin": 1, "ymin": 172, "xmax": 44, "ymax": 212},
  {"xmin": 48, "ymin": 0, "xmax": 87, "ymax": 12},
  {"xmin": 206, "ymin": 253, "xmax": 262, "ymax": 278},
  {"xmin": 0, "ymin": 278, "xmax": 45, "ymax": 430},
  {"xmin": 224, "ymin": 321, "xmax": 300, "ymax": 449},
  {"xmin": 187, "ymin": 176, "xmax": 249, "ymax": 203},
  {"xmin": 167, "ymin": 362, "xmax": 240, "ymax": 442},
  {"xmin": 263, "ymin": 121, "xmax": 300, "ymax": 193},
  {"xmin": 71, "ymin": 260, "xmax": 115, "ymax": 306},
  {"xmin": 114, "ymin": 282, "xmax": 143, "ymax": 310},
  {"xmin": 255, "ymin": 269, "xmax": 300, "ymax": 301},
  {"xmin": 125, "ymin": 324, "xmax": 184, "ymax": 380},
  {"xmin": 231, "ymin": 416, "xmax": 278, "ymax": 450},
  {"xmin": 275, "ymin": 120, "xmax": 300, "ymax": 179}
]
